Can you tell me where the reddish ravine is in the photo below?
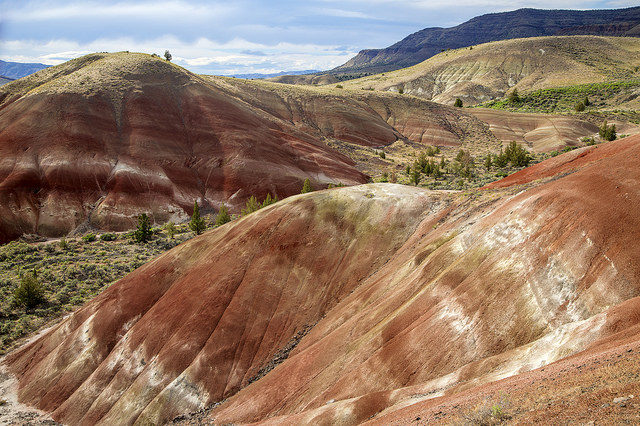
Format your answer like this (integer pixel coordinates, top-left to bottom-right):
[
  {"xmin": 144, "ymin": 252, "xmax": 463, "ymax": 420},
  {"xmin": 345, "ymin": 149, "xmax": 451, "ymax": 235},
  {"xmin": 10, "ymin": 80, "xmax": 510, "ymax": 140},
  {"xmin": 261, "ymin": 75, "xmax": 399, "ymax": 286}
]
[{"xmin": 3, "ymin": 134, "xmax": 640, "ymax": 424}]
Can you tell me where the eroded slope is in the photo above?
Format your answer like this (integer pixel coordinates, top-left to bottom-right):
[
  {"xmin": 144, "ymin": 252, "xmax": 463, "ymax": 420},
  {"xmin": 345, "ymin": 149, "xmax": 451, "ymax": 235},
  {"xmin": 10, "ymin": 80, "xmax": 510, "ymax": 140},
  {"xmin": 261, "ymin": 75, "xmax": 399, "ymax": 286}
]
[
  {"xmin": 5, "ymin": 135, "xmax": 640, "ymax": 425},
  {"xmin": 3, "ymin": 184, "xmax": 439, "ymax": 425},
  {"xmin": 0, "ymin": 53, "xmax": 368, "ymax": 243},
  {"xmin": 208, "ymin": 135, "xmax": 640, "ymax": 424}
]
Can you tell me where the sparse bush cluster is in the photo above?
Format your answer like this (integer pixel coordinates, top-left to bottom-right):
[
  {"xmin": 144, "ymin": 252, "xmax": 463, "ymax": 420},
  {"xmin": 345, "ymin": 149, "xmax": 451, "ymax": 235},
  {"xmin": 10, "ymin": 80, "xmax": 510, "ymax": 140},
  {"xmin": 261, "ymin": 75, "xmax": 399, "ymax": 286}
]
[
  {"xmin": 491, "ymin": 141, "xmax": 532, "ymax": 168},
  {"xmin": 241, "ymin": 192, "xmax": 279, "ymax": 216},
  {"xmin": 0, "ymin": 229, "xmax": 194, "ymax": 354}
]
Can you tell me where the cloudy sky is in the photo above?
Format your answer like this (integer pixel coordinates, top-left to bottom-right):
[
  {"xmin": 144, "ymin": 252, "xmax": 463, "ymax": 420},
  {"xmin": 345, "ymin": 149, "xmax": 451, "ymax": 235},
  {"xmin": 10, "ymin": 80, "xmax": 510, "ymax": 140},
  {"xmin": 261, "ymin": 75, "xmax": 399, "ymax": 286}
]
[{"xmin": 0, "ymin": 0, "xmax": 635, "ymax": 76}]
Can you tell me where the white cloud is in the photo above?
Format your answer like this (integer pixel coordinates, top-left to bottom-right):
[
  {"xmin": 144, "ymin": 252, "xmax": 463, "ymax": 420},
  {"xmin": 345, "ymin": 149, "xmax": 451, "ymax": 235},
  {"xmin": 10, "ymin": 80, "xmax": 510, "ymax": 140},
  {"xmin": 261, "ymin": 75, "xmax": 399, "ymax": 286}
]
[
  {"xmin": 0, "ymin": 35, "xmax": 357, "ymax": 74},
  {"xmin": 6, "ymin": 1, "xmax": 231, "ymax": 22},
  {"xmin": 0, "ymin": 0, "xmax": 627, "ymax": 74}
]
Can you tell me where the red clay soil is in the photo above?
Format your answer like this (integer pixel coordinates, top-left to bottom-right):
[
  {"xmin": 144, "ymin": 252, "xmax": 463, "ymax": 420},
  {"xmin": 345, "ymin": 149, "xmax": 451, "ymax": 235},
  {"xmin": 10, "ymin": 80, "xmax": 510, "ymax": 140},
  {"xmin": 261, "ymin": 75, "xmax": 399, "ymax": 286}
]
[
  {"xmin": 2, "ymin": 184, "xmax": 439, "ymax": 425},
  {"xmin": 3, "ymin": 134, "xmax": 640, "ymax": 425},
  {"xmin": 483, "ymin": 135, "xmax": 639, "ymax": 189}
]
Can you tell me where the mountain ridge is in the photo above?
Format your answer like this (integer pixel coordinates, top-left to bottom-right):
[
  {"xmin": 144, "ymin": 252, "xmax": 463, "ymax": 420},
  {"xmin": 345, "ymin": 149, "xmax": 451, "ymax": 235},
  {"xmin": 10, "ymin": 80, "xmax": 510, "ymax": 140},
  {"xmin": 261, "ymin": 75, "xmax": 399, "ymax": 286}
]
[
  {"xmin": 341, "ymin": 35, "xmax": 640, "ymax": 106},
  {"xmin": 332, "ymin": 7, "xmax": 640, "ymax": 75},
  {"xmin": 0, "ymin": 59, "xmax": 49, "ymax": 80}
]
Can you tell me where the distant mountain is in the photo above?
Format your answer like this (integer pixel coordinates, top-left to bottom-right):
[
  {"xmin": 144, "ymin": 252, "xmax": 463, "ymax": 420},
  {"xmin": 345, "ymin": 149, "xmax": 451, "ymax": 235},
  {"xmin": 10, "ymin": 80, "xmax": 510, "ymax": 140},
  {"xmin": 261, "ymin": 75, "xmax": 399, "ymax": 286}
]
[
  {"xmin": 0, "ymin": 59, "xmax": 49, "ymax": 80},
  {"xmin": 0, "ymin": 76, "xmax": 15, "ymax": 86},
  {"xmin": 342, "ymin": 36, "xmax": 640, "ymax": 107},
  {"xmin": 228, "ymin": 69, "xmax": 319, "ymax": 79},
  {"xmin": 333, "ymin": 7, "xmax": 640, "ymax": 75}
]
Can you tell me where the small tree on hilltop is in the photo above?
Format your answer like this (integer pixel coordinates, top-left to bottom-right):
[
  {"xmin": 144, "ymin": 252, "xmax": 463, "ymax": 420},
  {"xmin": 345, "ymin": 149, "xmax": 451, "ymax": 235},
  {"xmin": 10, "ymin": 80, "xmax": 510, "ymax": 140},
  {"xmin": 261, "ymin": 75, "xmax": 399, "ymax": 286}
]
[
  {"xmin": 189, "ymin": 201, "xmax": 206, "ymax": 235},
  {"xmin": 215, "ymin": 204, "xmax": 231, "ymax": 226},
  {"xmin": 454, "ymin": 98, "xmax": 463, "ymax": 108},
  {"xmin": 301, "ymin": 178, "xmax": 314, "ymax": 194},
  {"xmin": 134, "ymin": 213, "xmax": 152, "ymax": 243},
  {"xmin": 14, "ymin": 269, "xmax": 45, "ymax": 309},
  {"xmin": 164, "ymin": 50, "xmax": 172, "ymax": 62}
]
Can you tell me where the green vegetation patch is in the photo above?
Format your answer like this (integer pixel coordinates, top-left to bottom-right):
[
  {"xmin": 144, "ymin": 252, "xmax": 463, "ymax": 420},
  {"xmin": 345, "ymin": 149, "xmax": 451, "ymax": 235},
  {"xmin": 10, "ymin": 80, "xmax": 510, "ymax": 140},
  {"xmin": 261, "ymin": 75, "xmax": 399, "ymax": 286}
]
[
  {"xmin": 0, "ymin": 230, "xmax": 193, "ymax": 354},
  {"xmin": 481, "ymin": 80, "xmax": 640, "ymax": 113}
]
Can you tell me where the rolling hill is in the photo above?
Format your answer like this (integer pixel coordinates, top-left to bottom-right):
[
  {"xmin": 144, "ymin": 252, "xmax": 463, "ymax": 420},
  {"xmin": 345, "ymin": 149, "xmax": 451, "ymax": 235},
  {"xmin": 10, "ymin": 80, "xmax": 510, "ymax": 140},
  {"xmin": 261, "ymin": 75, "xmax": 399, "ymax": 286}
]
[
  {"xmin": 3, "ymin": 134, "xmax": 640, "ymax": 425},
  {"xmin": 341, "ymin": 36, "xmax": 640, "ymax": 106},
  {"xmin": 1, "ymin": 52, "xmax": 492, "ymax": 243},
  {"xmin": 333, "ymin": 7, "xmax": 640, "ymax": 76},
  {"xmin": 2, "ymin": 50, "xmax": 635, "ymax": 243},
  {"xmin": 0, "ymin": 53, "xmax": 368, "ymax": 243}
]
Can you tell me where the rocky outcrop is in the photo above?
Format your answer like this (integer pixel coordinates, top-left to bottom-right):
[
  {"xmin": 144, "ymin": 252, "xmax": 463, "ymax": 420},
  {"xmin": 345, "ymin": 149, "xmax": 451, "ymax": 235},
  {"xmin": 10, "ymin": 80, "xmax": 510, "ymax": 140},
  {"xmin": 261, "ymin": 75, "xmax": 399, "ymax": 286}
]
[
  {"xmin": 333, "ymin": 7, "xmax": 640, "ymax": 75},
  {"xmin": 4, "ymin": 134, "xmax": 640, "ymax": 425}
]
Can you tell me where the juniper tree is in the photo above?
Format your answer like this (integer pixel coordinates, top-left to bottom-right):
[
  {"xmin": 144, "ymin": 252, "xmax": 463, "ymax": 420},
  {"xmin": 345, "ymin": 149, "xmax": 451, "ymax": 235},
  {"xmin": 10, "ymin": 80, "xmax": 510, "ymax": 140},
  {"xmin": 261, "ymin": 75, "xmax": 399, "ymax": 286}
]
[
  {"xmin": 189, "ymin": 201, "xmax": 206, "ymax": 235},
  {"xmin": 241, "ymin": 195, "xmax": 261, "ymax": 216},
  {"xmin": 301, "ymin": 178, "xmax": 314, "ymax": 194},
  {"xmin": 14, "ymin": 269, "xmax": 45, "ymax": 309},
  {"xmin": 215, "ymin": 204, "xmax": 231, "ymax": 226},
  {"xmin": 134, "ymin": 213, "xmax": 152, "ymax": 243}
]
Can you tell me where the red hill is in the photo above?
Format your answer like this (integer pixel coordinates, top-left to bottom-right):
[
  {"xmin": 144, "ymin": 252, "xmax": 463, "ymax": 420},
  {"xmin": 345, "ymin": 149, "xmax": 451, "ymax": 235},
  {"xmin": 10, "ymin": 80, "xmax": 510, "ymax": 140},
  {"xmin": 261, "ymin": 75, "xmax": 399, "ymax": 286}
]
[
  {"xmin": 0, "ymin": 53, "xmax": 494, "ymax": 243},
  {"xmin": 4, "ymin": 135, "xmax": 640, "ymax": 424}
]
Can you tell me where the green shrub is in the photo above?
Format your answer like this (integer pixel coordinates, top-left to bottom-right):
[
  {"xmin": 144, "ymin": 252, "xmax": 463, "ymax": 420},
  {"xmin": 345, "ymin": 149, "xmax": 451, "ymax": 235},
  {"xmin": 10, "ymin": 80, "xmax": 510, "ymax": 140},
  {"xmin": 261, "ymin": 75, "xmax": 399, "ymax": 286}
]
[
  {"xmin": 575, "ymin": 101, "xmax": 585, "ymax": 112},
  {"xmin": 508, "ymin": 88, "xmax": 520, "ymax": 104},
  {"xmin": 241, "ymin": 195, "xmax": 261, "ymax": 216},
  {"xmin": 425, "ymin": 145, "xmax": 440, "ymax": 156},
  {"xmin": 454, "ymin": 98, "xmax": 463, "ymax": 107},
  {"xmin": 134, "ymin": 213, "xmax": 152, "ymax": 243},
  {"xmin": 599, "ymin": 120, "xmax": 616, "ymax": 141},
  {"xmin": 504, "ymin": 141, "xmax": 531, "ymax": 167},
  {"xmin": 261, "ymin": 193, "xmax": 278, "ymax": 208},
  {"xmin": 164, "ymin": 221, "xmax": 177, "ymax": 238},
  {"xmin": 82, "ymin": 233, "xmax": 96, "ymax": 243},
  {"xmin": 14, "ymin": 269, "xmax": 45, "ymax": 309},
  {"xmin": 409, "ymin": 168, "xmax": 421, "ymax": 185},
  {"xmin": 100, "ymin": 233, "xmax": 117, "ymax": 241},
  {"xmin": 301, "ymin": 178, "xmax": 314, "ymax": 194}
]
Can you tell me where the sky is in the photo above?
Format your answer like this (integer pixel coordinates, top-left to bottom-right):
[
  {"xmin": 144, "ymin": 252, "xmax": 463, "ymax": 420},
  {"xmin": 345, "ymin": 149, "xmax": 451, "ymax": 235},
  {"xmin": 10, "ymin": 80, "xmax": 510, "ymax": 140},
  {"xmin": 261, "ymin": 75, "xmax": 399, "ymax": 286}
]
[{"xmin": 0, "ymin": 0, "xmax": 636, "ymax": 76}]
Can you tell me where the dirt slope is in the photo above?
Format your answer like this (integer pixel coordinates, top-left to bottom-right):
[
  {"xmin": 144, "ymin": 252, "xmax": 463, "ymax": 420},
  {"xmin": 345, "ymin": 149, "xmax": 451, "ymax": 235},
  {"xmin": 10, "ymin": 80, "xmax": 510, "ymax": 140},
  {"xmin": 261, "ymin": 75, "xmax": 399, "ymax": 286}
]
[
  {"xmin": 4, "ymin": 134, "xmax": 640, "ymax": 425},
  {"xmin": 2, "ymin": 184, "xmax": 439, "ymax": 425},
  {"xmin": 468, "ymin": 109, "xmax": 602, "ymax": 152},
  {"xmin": 342, "ymin": 36, "xmax": 640, "ymax": 106},
  {"xmin": 208, "ymin": 135, "xmax": 640, "ymax": 425}
]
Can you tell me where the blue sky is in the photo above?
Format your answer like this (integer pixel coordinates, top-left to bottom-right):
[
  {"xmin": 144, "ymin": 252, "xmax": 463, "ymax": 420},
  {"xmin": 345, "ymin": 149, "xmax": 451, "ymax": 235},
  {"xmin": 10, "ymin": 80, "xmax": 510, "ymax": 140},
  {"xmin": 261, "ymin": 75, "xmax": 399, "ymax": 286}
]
[{"xmin": 0, "ymin": 0, "xmax": 635, "ymax": 75}]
